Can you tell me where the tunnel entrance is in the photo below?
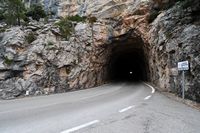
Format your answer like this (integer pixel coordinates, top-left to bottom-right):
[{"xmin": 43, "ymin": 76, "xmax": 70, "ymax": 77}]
[{"xmin": 107, "ymin": 30, "xmax": 149, "ymax": 82}]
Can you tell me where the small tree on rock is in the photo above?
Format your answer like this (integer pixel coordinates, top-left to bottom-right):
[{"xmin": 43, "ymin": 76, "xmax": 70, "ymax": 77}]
[
  {"xmin": 26, "ymin": 4, "xmax": 46, "ymax": 21},
  {"xmin": 0, "ymin": 0, "xmax": 26, "ymax": 26}
]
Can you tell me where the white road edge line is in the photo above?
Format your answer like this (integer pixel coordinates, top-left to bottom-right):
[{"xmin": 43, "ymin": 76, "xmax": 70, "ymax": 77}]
[
  {"xmin": 143, "ymin": 82, "xmax": 155, "ymax": 94},
  {"xmin": 119, "ymin": 106, "xmax": 134, "ymax": 113},
  {"xmin": 60, "ymin": 120, "xmax": 100, "ymax": 133},
  {"xmin": 144, "ymin": 95, "xmax": 152, "ymax": 100}
]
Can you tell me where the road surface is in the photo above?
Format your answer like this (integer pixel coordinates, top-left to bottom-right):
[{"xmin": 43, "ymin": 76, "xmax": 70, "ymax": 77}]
[{"xmin": 0, "ymin": 82, "xmax": 200, "ymax": 133}]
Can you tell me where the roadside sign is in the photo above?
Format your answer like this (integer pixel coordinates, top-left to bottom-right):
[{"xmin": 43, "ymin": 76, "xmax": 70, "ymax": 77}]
[
  {"xmin": 178, "ymin": 61, "xmax": 189, "ymax": 71},
  {"xmin": 177, "ymin": 60, "xmax": 189, "ymax": 99}
]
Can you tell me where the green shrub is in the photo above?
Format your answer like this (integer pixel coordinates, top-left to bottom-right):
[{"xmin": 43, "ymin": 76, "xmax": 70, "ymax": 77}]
[
  {"xmin": 68, "ymin": 15, "xmax": 87, "ymax": 22},
  {"xmin": 55, "ymin": 15, "xmax": 95, "ymax": 40},
  {"xmin": 25, "ymin": 32, "xmax": 36, "ymax": 44},
  {"xmin": 55, "ymin": 17, "xmax": 74, "ymax": 40},
  {"xmin": 0, "ymin": 0, "xmax": 26, "ymax": 26},
  {"xmin": 0, "ymin": 28, "xmax": 6, "ymax": 33},
  {"xmin": 180, "ymin": 0, "xmax": 193, "ymax": 9},
  {"xmin": 26, "ymin": 4, "xmax": 46, "ymax": 21},
  {"xmin": 4, "ymin": 57, "xmax": 13, "ymax": 65},
  {"xmin": 0, "ymin": 10, "xmax": 5, "ymax": 21}
]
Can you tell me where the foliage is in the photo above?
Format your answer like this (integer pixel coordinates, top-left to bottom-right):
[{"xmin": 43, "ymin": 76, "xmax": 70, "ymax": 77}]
[
  {"xmin": 180, "ymin": 0, "xmax": 193, "ymax": 9},
  {"xmin": 25, "ymin": 32, "xmax": 36, "ymax": 44},
  {"xmin": 0, "ymin": 10, "xmax": 5, "ymax": 21},
  {"xmin": 55, "ymin": 17, "xmax": 74, "ymax": 40},
  {"xmin": 26, "ymin": 4, "xmax": 46, "ymax": 21},
  {"xmin": 0, "ymin": 27, "xmax": 6, "ymax": 33},
  {"xmin": 4, "ymin": 57, "xmax": 13, "ymax": 65},
  {"xmin": 68, "ymin": 15, "xmax": 87, "ymax": 22},
  {"xmin": 0, "ymin": 0, "xmax": 26, "ymax": 26},
  {"xmin": 55, "ymin": 15, "xmax": 96, "ymax": 40}
]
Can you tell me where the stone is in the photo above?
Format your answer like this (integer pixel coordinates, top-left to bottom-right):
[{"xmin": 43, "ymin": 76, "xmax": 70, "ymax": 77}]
[
  {"xmin": 1, "ymin": 27, "xmax": 25, "ymax": 47},
  {"xmin": 0, "ymin": 61, "xmax": 6, "ymax": 70},
  {"xmin": 0, "ymin": 72, "xmax": 9, "ymax": 80}
]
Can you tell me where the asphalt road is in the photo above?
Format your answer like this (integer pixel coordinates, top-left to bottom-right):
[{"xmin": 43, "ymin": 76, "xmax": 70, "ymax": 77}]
[{"xmin": 0, "ymin": 82, "xmax": 200, "ymax": 133}]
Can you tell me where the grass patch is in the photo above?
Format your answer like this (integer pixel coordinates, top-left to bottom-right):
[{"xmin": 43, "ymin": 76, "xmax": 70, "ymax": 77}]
[{"xmin": 25, "ymin": 32, "xmax": 36, "ymax": 44}]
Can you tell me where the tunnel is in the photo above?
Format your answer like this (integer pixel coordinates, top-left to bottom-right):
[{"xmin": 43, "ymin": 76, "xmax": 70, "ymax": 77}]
[{"xmin": 107, "ymin": 30, "xmax": 149, "ymax": 82}]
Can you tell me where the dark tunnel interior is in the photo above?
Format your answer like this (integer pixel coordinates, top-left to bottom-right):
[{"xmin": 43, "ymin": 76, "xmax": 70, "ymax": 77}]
[{"xmin": 107, "ymin": 37, "xmax": 149, "ymax": 83}]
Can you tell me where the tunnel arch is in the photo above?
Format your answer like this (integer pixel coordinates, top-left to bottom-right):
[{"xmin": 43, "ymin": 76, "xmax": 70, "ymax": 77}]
[{"xmin": 106, "ymin": 29, "xmax": 150, "ymax": 82}]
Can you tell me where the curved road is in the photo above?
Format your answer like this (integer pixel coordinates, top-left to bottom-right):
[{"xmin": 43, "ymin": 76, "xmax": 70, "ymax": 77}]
[{"xmin": 0, "ymin": 83, "xmax": 200, "ymax": 133}]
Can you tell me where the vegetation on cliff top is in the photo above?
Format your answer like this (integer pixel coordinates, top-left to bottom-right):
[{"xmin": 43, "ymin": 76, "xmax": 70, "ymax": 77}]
[
  {"xmin": 55, "ymin": 15, "xmax": 97, "ymax": 41},
  {"xmin": 0, "ymin": 0, "xmax": 26, "ymax": 26},
  {"xmin": 25, "ymin": 4, "xmax": 47, "ymax": 21},
  {"xmin": 0, "ymin": 0, "xmax": 47, "ymax": 26}
]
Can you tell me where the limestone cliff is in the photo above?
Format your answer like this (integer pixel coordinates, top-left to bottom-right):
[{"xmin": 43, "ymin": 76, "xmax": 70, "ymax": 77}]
[{"xmin": 0, "ymin": 0, "xmax": 199, "ymax": 102}]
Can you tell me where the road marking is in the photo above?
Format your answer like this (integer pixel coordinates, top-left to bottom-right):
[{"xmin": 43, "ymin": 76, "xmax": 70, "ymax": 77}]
[
  {"xmin": 144, "ymin": 95, "xmax": 152, "ymax": 100},
  {"xmin": 60, "ymin": 120, "xmax": 100, "ymax": 133},
  {"xmin": 143, "ymin": 83, "xmax": 155, "ymax": 94},
  {"xmin": 119, "ymin": 106, "xmax": 134, "ymax": 113}
]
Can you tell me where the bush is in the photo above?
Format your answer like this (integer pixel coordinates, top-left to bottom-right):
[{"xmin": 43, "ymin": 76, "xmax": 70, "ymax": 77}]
[
  {"xmin": 68, "ymin": 15, "xmax": 87, "ymax": 22},
  {"xmin": 0, "ymin": 0, "xmax": 26, "ymax": 26},
  {"xmin": 55, "ymin": 17, "xmax": 74, "ymax": 40},
  {"xmin": 26, "ymin": 4, "xmax": 46, "ymax": 21},
  {"xmin": 55, "ymin": 15, "xmax": 93, "ymax": 40},
  {"xmin": 4, "ymin": 57, "xmax": 13, "ymax": 65},
  {"xmin": 0, "ymin": 27, "xmax": 6, "ymax": 33},
  {"xmin": 0, "ymin": 10, "xmax": 5, "ymax": 21},
  {"xmin": 25, "ymin": 32, "xmax": 36, "ymax": 44}
]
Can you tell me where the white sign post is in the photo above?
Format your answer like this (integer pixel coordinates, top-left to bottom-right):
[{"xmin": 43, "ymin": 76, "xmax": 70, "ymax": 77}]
[{"xmin": 178, "ymin": 61, "xmax": 189, "ymax": 99}]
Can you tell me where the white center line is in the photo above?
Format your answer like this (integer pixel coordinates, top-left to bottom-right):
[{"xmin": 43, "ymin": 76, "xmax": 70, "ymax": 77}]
[
  {"xmin": 143, "ymin": 82, "xmax": 155, "ymax": 94},
  {"xmin": 119, "ymin": 106, "xmax": 134, "ymax": 113},
  {"xmin": 144, "ymin": 95, "xmax": 152, "ymax": 100},
  {"xmin": 60, "ymin": 120, "xmax": 100, "ymax": 133}
]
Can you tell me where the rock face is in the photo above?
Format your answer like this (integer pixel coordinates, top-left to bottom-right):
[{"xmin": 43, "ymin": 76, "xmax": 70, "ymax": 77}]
[
  {"xmin": 148, "ymin": 0, "xmax": 200, "ymax": 102},
  {"xmin": 0, "ymin": 0, "xmax": 200, "ymax": 102},
  {"xmin": 0, "ymin": 20, "xmax": 109, "ymax": 99}
]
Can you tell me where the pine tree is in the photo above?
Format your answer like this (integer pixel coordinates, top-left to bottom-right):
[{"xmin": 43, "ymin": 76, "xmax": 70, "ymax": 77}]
[{"xmin": 0, "ymin": 0, "xmax": 26, "ymax": 26}]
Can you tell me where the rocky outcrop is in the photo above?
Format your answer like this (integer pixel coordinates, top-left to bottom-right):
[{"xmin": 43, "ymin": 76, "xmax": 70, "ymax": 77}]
[
  {"xmin": 148, "ymin": 0, "xmax": 200, "ymax": 102},
  {"xmin": 0, "ymin": 0, "xmax": 200, "ymax": 102},
  {"xmin": 0, "ymin": 20, "xmax": 109, "ymax": 99}
]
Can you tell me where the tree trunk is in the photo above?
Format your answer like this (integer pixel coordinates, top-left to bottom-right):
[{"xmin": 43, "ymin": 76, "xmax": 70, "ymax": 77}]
[
  {"xmin": 91, "ymin": 24, "xmax": 94, "ymax": 46},
  {"xmin": 17, "ymin": 17, "xmax": 21, "ymax": 26}
]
